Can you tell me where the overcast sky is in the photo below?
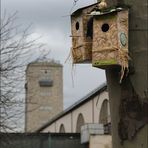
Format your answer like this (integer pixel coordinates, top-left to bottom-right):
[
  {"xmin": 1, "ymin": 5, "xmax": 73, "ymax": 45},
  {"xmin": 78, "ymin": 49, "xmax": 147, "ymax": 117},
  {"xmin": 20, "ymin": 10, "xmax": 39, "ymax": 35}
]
[{"xmin": 1, "ymin": 0, "xmax": 106, "ymax": 109}]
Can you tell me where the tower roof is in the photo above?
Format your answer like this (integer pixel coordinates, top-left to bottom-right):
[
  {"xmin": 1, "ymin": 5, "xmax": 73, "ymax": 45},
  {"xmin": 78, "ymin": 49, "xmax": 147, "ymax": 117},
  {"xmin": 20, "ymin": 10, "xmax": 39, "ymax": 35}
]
[{"xmin": 26, "ymin": 61, "xmax": 63, "ymax": 71}]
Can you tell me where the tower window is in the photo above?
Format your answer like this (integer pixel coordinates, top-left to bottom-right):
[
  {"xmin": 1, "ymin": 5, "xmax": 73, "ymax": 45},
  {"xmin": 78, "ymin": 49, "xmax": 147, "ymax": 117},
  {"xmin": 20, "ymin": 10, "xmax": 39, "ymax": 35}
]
[{"xmin": 39, "ymin": 80, "xmax": 53, "ymax": 87}]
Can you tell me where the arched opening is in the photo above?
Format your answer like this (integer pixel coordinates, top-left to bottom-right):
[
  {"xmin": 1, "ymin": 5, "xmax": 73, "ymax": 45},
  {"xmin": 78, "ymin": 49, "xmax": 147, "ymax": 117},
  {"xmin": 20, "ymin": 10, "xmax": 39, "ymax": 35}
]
[
  {"xmin": 99, "ymin": 99, "xmax": 109, "ymax": 124},
  {"xmin": 59, "ymin": 124, "xmax": 65, "ymax": 133},
  {"xmin": 76, "ymin": 113, "xmax": 85, "ymax": 133}
]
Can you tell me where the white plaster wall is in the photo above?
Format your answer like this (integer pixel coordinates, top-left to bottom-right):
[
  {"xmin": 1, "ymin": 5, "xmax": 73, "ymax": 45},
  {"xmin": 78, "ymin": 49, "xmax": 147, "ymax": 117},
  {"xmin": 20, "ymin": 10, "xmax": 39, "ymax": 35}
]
[
  {"xmin": 93, "ymin": 96, "xmax": 100, "ymax": 123},
  {"xmin": 40, "ymin": 89, "xmax": 111, "ymax": 133},
  {"xmin": 93, "ymin": 91, "xmax": 110, "ymax": 123},
  {"xmin": 56, "ymin": 113, "xmax": 72, "ymax": 133},
  {"xmin": 42, "ymin": 123, "xmax": 55, "ymax": 133},
  {"xmin": 72, "ymin": 100, "xmax": 93, "ymax": 132}
]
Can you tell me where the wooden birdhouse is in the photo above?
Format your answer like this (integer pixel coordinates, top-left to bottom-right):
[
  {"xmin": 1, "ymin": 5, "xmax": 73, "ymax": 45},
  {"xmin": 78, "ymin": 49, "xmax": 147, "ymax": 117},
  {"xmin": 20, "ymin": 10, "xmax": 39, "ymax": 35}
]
[
  {"xmin": 91, "ymin": 8, "xmax": 129, "ymax": 70},
  {"xmin": 71, "ymin": 3, "xmax": 98, "ymax": 63}
]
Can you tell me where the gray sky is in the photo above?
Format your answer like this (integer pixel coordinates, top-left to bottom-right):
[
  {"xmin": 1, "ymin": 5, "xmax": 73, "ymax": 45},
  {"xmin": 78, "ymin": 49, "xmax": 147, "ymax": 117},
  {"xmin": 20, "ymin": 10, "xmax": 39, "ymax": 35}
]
[{"xmin": 2, "ymin": 0, "xmax": 106, "ymax": 109}]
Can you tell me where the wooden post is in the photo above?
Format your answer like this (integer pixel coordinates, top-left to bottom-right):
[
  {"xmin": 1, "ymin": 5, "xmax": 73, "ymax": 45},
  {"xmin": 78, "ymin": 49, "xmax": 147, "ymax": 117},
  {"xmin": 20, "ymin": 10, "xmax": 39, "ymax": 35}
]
[{"xmin": 106, "ymin": 0, "xmax": 148, "ymax": 148}]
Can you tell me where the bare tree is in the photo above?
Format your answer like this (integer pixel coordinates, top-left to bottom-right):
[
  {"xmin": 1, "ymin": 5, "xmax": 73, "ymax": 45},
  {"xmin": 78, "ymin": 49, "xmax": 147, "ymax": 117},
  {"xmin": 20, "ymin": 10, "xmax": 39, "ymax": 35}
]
[{"xmin": 0, "ymin": 12, "xmax": 49, "ymax": 132}]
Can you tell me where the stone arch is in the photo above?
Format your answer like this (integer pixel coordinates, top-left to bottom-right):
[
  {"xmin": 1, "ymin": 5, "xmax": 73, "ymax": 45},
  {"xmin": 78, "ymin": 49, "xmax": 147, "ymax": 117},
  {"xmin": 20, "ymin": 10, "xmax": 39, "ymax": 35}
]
[
  {"xmin": 76, "ymin": 113, "xmax": 85, "ymax": 133},
  {"xmin": 59, "ymin": 124, "xmax": 65, "ymax": 133},
  {"xmin": 99, "ymin": 99, "xmax": 109, "ymax": 124}
]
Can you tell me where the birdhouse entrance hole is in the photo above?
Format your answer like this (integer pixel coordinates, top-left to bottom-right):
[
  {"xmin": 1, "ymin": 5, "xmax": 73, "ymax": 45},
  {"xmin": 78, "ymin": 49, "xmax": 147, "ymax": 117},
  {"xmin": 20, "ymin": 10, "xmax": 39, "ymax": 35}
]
[
  {"xmin": 87, "ymin": 17, "xmax": 93, "ymax": 39},
  {"xmin": 101, "ymin": 23, "xmax": 109, "ymax": 32},
  {"xmin": 76, "ymin": 22, "xmax": 79, "ymax": 30}
]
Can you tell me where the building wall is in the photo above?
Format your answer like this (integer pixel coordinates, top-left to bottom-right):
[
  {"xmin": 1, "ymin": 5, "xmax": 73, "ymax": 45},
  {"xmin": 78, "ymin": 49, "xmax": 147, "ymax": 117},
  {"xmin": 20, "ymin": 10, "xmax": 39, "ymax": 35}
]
[
  {"xmin": 39, "ymin": 90, "xmax": 110, "ymax": 133},
  {"xmin": 97, "ymin": 91, "xmax": 110, "ymax": 123},
  {"xmin": 25, "ymin": 61, "xmax": 63, "ymax": 132},
  {"xmin": 43, "ymin": 123, "xmax": 56, "ymax": 133},
  {"xmin": 56, "ymin": 114, "xmax": 72, "ymax": 133},
  {"xmin": 72, "ymin": 100, "xmax": 93, "ymax": 133}
]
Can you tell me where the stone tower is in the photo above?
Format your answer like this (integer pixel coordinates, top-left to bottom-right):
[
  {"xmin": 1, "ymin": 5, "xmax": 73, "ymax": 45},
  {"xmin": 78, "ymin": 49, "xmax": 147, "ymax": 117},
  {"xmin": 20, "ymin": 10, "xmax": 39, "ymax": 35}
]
[{"xmin": 25, "ymin": 61, "xmax": 63, "ymax": 132}]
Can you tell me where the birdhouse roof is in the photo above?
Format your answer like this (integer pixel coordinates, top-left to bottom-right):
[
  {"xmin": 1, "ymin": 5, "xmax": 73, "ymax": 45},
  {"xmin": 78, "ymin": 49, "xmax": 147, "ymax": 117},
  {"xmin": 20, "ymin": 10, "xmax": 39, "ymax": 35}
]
[
  {"xmin": 71, "ymin": 2, "xmax": 99, "ymax": 16},
  {"xmin": 89, "ymin": 6, "xmax": 129, "ymax": 16}
]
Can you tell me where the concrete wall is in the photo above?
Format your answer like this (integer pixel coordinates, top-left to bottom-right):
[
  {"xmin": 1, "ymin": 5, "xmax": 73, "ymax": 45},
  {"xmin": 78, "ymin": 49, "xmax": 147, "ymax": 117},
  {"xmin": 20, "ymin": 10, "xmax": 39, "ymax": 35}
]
[
  {"xmin": 0, "ymin": 133, "xmax": 85, "ymax": 148},
  {"xmin": 89, "ymin": 135, "xmax": 112, "ymax": 148}
]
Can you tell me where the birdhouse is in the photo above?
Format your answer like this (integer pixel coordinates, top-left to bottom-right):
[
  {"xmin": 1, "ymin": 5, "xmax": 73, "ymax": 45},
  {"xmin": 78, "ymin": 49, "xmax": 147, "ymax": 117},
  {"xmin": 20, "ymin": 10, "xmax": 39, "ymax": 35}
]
[
  {"xmin": 71, "ymin": 3, "xmax": 98, "ymax": 63},
  {"xmin": 91, "ymin": 8, "xmax": 129, "ymax": 70}
]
